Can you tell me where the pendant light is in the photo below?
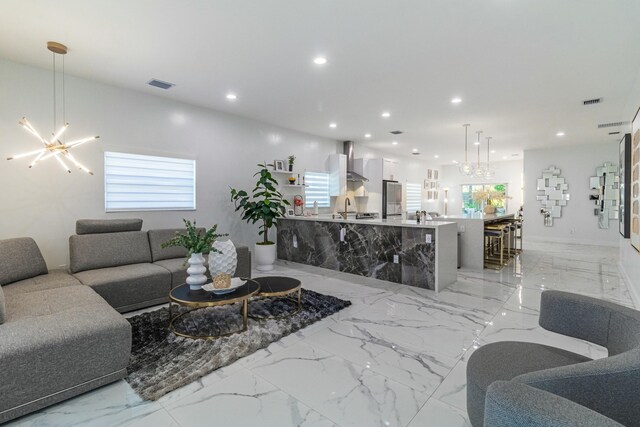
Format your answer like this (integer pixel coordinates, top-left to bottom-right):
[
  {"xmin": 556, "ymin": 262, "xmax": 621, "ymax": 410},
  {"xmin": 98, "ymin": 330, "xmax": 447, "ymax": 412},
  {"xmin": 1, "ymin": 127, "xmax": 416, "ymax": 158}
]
[
  {"xmin": 458, "ymin": 124, "xmax": 475, "ymax": 176},
  {"xmin": 6, "ymin": 41, "xmax": 99, "ymax": 174},
  {"xmin": 474, "ymin": 130, "xmax": 485, "ymax": 178},
  {"xmin": 484, "ymin": 137, "xmax": 495, "ymax": 179}
]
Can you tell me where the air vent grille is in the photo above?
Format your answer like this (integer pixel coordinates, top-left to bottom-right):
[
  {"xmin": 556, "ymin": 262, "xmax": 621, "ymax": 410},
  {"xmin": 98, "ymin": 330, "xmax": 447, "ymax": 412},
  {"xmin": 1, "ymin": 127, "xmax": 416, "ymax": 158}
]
[
  {"xmin": 608, "ymin": 131, "xmax": 621, "ymax": 135},
  {"xmin": 147, "ymin": 79, "xmax": 175, "ymax": 90},
  {"xmin": 411, "ymin": 152, "xmax": 421, "ymax": 156},
  {"xmin": 390, "ymin": 130, "xmax": 403, "ymax": 135},
  {"xmin": 583, "ymin": 98, "xmax": 602, "ymax": 105},
  {"xmin": 598, "ymin": 121, "xmax": 628, "ymax": 129}
]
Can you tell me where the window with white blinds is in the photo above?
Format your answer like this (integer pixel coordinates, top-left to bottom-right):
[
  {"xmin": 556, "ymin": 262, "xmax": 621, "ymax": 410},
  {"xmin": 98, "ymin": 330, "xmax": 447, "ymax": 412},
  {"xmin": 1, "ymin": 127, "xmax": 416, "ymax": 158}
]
[
  {"xmin": 406, "ymin": 182, "xmax": 422, "ymax": 212},
  {"xmin": 104, "ymin": 151, "xmax": 196, "ymax": 212},
  {"xmin": 304, "ymin": 171, "xmax": 330, "ymax": 208}
]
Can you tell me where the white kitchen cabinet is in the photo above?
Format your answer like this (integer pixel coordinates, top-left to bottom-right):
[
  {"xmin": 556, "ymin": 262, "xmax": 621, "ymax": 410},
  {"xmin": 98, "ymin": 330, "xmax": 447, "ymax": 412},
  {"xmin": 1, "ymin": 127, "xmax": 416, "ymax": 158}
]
[
  {"xmin": 327, "ymin": 153, "xmax": 346, "ymax": 196},
  {"xmin": 383, "ymin": 158, "xmax": 400, "ymax": 180}
]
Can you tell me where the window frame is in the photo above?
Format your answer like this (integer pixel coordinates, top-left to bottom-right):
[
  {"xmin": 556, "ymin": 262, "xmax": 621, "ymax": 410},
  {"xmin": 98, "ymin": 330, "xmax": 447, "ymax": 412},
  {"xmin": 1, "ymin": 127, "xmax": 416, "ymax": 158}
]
[{"xmin": 304, "ymin": 170, "xmax": 331, "ymax": 208}]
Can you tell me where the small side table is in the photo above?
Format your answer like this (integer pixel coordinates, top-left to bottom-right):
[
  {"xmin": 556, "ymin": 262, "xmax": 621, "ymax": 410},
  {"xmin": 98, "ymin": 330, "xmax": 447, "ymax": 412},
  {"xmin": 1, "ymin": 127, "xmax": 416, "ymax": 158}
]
[
  {"xmin": 168, "ymin": 279, "xmax": 260, "ymax": 339},
  {"xmin": 250, "ymin": 276, "xmax": 302, "ymax": 319}
]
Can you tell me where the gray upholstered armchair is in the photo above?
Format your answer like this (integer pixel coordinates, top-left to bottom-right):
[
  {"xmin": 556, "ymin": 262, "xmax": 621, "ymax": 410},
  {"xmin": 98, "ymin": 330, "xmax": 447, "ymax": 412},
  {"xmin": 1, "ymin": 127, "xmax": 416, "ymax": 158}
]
[{"xmin": 467, "ymin": 290, "xmax": 640, "ymax": 427}]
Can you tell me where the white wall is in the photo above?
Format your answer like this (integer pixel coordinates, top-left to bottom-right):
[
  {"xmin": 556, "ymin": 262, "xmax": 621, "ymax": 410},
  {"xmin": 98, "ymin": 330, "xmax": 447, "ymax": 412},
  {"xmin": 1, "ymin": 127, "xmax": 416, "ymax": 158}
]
[
  {"xmin": 439, "ymin": 160, "xmax": 523, "ymax": 215},
  {"xmin": 523, "ymin": 143, "xmax": 619, "ymax": 246},
  {"xmin": 0, "ymin": 58, "xmax": 340, "ymax": 267}
]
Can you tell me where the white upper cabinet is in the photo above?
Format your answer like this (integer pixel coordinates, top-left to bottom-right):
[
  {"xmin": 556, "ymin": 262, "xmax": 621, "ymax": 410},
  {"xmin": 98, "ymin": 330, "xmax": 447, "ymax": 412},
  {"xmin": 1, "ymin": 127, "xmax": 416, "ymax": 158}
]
[
  {"xmin": 383, "ymin": 158, "xmax": 400, "ymax": 181},
  {"xmin": 327, "ymin": 153, "xmax": 346, "ymax": 196}
]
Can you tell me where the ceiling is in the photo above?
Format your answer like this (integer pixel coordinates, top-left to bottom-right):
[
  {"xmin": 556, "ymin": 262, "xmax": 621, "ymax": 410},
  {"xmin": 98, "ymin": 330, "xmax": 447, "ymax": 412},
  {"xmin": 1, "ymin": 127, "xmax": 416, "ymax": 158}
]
[{"xmin": 1, "ymin": 0, "xmax": 640, "ymax": 165}]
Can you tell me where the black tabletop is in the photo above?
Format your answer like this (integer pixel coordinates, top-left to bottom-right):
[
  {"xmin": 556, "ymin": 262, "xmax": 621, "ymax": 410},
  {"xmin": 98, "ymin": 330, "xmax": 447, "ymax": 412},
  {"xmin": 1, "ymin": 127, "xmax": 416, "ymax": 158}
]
[
  {"xmin": 170, "ymin": 279, "xmax": 260, "ymax": 304},
  {"xmin": 252, "ymin": 276, "xmax": 301, "ymax": 294}
]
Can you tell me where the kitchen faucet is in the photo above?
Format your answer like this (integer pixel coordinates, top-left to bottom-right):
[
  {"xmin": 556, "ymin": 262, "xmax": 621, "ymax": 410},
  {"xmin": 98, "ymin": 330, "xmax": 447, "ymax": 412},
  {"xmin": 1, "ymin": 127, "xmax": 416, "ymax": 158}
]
[{"xmin": 341, "ymin": 197, "xmax": 351, "ymax": 220}]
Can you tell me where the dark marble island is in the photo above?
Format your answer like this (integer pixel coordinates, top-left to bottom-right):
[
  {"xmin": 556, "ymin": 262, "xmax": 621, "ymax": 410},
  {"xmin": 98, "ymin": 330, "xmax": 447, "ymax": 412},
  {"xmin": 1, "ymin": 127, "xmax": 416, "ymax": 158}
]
[{"xmin": 277, "ymin": 217, "xmax": 458, "ymax": 292}]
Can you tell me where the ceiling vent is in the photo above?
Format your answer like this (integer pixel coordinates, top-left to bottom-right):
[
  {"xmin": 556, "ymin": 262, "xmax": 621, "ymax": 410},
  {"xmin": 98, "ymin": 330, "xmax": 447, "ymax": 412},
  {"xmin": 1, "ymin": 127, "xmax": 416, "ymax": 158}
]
[
  {"xmin": 390, "ymin": 130, "xmax": 404, "ymax": 135},
  {"xmin": 147, "ymin": 79, "xmax": 175, "ymax": 90},
  {"xmin": 608, "ymin": 131, "xmax": 621, "ymax": 135},
  {"xmin": 411, "ymin": 151, "xmax": 421, "ymax": 156},
  {"xmin": 598, "ymin": 121, "xmax": 628, "ymax": 129},
  {"xmin": 583, "ymin": 98, "xmax": 602, "ymax": 106}
]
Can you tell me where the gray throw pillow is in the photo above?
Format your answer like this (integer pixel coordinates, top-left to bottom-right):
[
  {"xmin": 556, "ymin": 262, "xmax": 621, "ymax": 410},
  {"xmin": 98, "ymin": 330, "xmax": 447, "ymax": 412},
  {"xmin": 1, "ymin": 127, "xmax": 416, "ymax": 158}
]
[{"xmin": 0, "ymin": 285, "xmax": 6, "ymax": 324}]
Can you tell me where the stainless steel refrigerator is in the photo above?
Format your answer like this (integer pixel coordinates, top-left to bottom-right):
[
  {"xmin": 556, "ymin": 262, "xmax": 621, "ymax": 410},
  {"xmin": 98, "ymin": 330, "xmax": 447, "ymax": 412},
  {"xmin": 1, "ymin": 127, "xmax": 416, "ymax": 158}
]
[{"xmin": 382, "ymin": 180, "xmax": 403, "ymax": 219}]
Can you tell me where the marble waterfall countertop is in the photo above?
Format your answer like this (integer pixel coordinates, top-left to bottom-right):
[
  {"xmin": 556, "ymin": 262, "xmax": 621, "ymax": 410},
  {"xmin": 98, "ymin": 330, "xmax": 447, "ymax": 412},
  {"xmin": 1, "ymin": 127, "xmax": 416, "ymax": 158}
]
[
  {"xmin": 439, "ymin": 213, "xmax": 515, "ymax": 221},
  {"xmin": 282, "ymin": 215, "xmax": 455, "ymax": 228}
]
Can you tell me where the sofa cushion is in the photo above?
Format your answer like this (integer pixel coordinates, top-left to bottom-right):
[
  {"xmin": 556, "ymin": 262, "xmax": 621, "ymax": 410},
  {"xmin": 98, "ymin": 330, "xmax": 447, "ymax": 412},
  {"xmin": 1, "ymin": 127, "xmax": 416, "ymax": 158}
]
[
  {"xmin": 69, "ymin": 231, "xmax": 152, "ymax": 273},
  {"xmin": 0, "ymin": 238, "xmax": 48, "ymax": 286},
  {"xmin": 2, "ymin": 270, "xmax": 82, "ymax": 298},
  {"xmin": 148, "ymin": 228, "xmax": 205, "ymax": 262},
  {"xmin": 73, "ymin": 263, "xmax": 171, "ymax": 312},
  {"xmin": 76, "ymin": 218, "xmax": 143, "ymax": 235},
  {"xmin": 0, "ymin": 285, "xmax": 131, "ymax": 417},
  {"xmin": 0, "ymin": 285, "xmax": 5, "ymax": 325},
  {"xmin": 153, "ymin": 258, "xmax": 188, "ymax": 288}
]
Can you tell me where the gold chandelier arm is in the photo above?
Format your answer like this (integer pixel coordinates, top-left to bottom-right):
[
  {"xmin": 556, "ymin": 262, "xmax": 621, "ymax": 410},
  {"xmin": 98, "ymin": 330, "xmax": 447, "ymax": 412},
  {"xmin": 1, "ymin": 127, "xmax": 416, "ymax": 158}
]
[
  {"xmin": 53, "ymin": 153, "xmax": 71, "ymax": 173},
  {"xmin": 6, "ymin": 148, "xmax": 46, "ymax": 161},
  {"xmin": 64, "ymin": 152, "xmax": 93, "ymax": 175},
  {"xmin": 64, "ymin": 135, "xmax": 100, "ymax": 149},
  {"xmin": 50, "ymin": 123, "xmax": 69, "ymax": 144},
  {"xmin": 19, "ymin": 118, "xmax": 49, "ymax": 146},
  {"xmin": 28, "ymin": 151, "xmax": 46, "ymax": 168}
]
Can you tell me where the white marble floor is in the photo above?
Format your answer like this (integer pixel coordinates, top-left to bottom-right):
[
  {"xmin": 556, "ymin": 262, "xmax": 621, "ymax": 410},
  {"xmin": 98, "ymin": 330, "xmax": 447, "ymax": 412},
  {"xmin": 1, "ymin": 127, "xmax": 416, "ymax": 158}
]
[{"xmin": 7, "ymin": 242, "xmax": 634, "ymax": 427}]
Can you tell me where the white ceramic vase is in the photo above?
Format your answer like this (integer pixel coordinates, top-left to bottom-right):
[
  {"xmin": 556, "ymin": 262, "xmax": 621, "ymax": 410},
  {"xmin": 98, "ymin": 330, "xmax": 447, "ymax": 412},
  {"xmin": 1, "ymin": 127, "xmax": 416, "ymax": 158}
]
[
  {"xmin": 186, "ymin": 252, "xmax": 207, "ymax": 291},
  {"xmin": 254, "ymin": 242, "xmax": 276, "ymax": 271},
  {"xmin": 209, "ymin": 239, "xmax": 238, "ymax": 277}
]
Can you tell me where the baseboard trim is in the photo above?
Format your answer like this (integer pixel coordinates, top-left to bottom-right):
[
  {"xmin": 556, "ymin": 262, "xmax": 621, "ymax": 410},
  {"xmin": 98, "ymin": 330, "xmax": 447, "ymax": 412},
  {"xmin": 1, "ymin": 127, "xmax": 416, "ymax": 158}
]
[{"xmin": 525, "ymin": 235, "xmax": 619, "ymax": 247}]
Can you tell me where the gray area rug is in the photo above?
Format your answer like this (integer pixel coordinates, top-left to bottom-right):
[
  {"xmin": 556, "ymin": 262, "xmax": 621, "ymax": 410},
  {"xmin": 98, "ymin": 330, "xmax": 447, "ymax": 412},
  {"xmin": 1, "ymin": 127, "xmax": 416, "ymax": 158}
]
[{"xmin": 126, "ymin": 289, "xmax": 351, "ymax": 400}]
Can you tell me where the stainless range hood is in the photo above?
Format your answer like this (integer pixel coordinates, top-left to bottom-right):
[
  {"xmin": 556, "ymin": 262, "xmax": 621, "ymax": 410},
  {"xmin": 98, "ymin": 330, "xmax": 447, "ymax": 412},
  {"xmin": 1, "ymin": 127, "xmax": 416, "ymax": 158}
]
[{"xmin": 343, "ymin": 140, "xmax": 369, "ymax": 182}]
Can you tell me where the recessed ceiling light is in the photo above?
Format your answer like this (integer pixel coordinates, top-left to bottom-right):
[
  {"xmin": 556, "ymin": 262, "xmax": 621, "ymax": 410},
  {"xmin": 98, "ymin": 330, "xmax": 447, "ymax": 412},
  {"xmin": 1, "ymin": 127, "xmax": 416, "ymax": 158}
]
[
  {"xmin": 364, "ymin": 133, "xmax": 372, "ymax": 138},
  {"xmin": 412, "ymin": 148, "xmax": 419, "ymax": 152},
  {"xmin": 503, "ymin": 156, "xmax": 507, "ymax": 160},
  {"xmin": 452, "ymin": 160, "xmax": 459, "ymax": 164},
  {"xmin": 556, "ymin": 131, "xmax": 565, "ymax": 136},
  {"xmin": 226, "ymin": 93, "xmax": 237, "ymax": 100},
  {"xmin": 313, "ymin": 57, "xmax": 327, "ymax": 65},
  {"xmin": 490, "ymin": 150, "xmax": 496, "ymax": 153},
  {"xmin": 474, "ymin": 141, "xmax": 480, "ymax": 145},
  {"xmin": 329, "ymin": 123, "xmax": 337, "ymax": 128},
  {"xmin": 451, "ymin": 97, "xmax": 462, "ymax": 104},
  {"xmin": 381, "ymin": 112, "xmax": 391, "ymax": 118},
  {"xmin": 434, "ymin": 155, "xmax": 439, "ymax": 158},
  {"xmin": 392, "ymin": 141, "xmax": 398, "ymax": 145}
]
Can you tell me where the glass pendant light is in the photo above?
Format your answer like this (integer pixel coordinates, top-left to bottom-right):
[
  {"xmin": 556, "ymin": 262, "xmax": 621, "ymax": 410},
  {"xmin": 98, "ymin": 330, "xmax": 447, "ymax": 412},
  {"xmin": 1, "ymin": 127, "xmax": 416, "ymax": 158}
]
[
  {"xmin": 473, "ymin": 130, "xmax": 485, "ymax": 178},
  {"xmin": 484, "ymin": 136, "xmax": 495, "ymax": 179},
  {"xmin": 458, "ymin": 124, "xmax": 475, "ymax": 176}
]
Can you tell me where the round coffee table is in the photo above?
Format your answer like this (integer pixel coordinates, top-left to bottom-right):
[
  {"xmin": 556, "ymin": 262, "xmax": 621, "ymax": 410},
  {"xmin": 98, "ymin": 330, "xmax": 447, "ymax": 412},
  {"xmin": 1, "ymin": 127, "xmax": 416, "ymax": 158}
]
[
  {"xmin": 168, "ymin": 279, "xmax": 260, "ymax": 339},
  {"xmin": 250, "ymin": 276, "xmax": 302, "ymax": 319}
]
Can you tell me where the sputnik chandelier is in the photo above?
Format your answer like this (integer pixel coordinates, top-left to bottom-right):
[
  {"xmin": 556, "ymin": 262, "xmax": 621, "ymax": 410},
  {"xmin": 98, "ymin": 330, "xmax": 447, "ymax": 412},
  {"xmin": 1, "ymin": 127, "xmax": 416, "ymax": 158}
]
[{"xmin": 6, "ymin": 42, "xmax": 99, "ymax": 174}]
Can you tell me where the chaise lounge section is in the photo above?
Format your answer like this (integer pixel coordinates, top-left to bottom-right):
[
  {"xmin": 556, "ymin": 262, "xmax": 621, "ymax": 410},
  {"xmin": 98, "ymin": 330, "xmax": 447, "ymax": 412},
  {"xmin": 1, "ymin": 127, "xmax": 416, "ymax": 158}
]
[{"xmin": 0, "ymin": 237, "xmax": 131, "ymax": 424}]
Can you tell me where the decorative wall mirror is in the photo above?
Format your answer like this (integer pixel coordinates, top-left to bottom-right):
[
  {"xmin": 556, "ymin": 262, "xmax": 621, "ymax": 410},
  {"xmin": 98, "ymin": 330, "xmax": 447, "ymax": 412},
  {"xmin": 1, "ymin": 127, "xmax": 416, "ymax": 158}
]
[
  {"xmin": 537, "ymin": 166, "xmax": 569, "ymax": 227},
  {"xmin": 589, "ymin": 162, "xmax": 619, "ymax": 229}
]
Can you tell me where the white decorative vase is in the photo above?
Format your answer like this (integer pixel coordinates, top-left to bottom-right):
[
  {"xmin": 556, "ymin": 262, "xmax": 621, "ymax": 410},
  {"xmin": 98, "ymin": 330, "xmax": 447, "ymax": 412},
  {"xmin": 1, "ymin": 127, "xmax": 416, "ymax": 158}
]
[
  {"xmin": 254, "ymin": 242, "xmax": 276, "ymax": 271},
  {"xmin": 209, "ymin": 240, "xmax": 238, "ymax": 277},
  {"xmin": 186, "ymin": 253, "xmax": 207, "ymax": 291}
]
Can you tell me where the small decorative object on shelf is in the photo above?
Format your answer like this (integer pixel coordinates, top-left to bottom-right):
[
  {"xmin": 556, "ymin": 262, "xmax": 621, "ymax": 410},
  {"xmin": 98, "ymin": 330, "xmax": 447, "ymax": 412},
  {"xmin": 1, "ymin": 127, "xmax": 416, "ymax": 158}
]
[
  {"xmin": 288, "ymin": 155, "xmax": 296, "ymax": 171},
  {"xmin": 294, "ymin": 195, "xmax": 304, "ymax": 216},
  {"xmin": 288, "ymin": 176, "xmax": 297, "ymax": 185},
  {"xmin": 162, "ymin": 219, "xmax": 228, "ymax": 291},
  {"xmin": 212, "ymin": 273, "xmax": 231, "ymax": 289},
  {"xmin": 274, "ymin": 159, "xmax": 286, "ymax": 172}
]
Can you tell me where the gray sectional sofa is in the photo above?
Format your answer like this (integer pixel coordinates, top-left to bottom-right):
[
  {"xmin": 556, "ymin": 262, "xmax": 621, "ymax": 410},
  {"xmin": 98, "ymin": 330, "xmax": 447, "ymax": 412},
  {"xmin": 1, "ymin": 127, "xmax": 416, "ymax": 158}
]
[
  {"xmin": 69, "ymin": 219, "xmax": 251, "ymax": 313},
  {"xmin": 0, "ymin": 238, "xmax": 131, "ymax": 424},
  {"xmin": 0, "ymin": 219, "xmax": 251, "ymax": 423}
]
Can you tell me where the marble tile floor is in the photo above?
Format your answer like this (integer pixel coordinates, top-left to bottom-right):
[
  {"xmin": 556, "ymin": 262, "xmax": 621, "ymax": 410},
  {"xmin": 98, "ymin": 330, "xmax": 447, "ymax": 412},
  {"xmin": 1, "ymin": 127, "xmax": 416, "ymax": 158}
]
[{"xmin": 7, "ymin": 241, "xmax": 634, "ymax": 427}]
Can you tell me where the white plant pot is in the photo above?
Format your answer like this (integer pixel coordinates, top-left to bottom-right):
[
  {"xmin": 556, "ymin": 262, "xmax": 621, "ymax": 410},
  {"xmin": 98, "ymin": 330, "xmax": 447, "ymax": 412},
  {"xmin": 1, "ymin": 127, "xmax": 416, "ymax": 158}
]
[
  {"xmin": 186, "ymin": 252, "xmax": 208, "ymax": 291},
  {"xmin": 254, "ymin": 242, "xmax": 276, "ymax": 271},
  {"xmin": 209, "ymin": 239, "xmax": 238, "ymax": 277}
]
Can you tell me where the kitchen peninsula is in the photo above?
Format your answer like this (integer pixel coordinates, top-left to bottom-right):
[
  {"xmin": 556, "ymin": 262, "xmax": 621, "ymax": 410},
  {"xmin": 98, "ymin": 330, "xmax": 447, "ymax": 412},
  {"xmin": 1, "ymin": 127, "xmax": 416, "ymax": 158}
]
[
  {"xmin": 277, "ymin": 216, "xmax": 458, "ymax": 292},
  {"xmin": 440, "ymin": 213, "xmax": 516, "ymax": 269}
]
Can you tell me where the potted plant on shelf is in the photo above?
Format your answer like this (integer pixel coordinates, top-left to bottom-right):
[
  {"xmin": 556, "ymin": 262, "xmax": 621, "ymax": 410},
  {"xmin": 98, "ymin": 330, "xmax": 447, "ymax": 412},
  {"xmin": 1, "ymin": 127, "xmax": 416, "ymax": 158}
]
[
  {"xmin": 162, "ymin": 219, "xmax": 228, "ymax": 290},
  {"xmin": 230, "ymin": 163, "xmax": 290, "ymax": 271},
  {"xmin": 287, "ymin": 155, "xmax": 295, "ymax": 171}
]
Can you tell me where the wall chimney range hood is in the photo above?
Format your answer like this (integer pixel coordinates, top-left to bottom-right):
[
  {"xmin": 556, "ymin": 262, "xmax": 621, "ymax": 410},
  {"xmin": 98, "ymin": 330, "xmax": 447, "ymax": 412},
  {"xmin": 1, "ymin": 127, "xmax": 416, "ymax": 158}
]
[{"xmin": 343, "ymin": 140, "xmax": 369, "ymax": 182}]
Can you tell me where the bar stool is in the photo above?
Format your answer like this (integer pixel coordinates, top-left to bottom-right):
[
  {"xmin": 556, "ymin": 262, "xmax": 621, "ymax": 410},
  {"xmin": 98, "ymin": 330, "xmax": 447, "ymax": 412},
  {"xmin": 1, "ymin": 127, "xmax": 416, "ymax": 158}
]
[
  {"xmin": 485, "ymin": 222, "xmax": 511, "ymax": 269},
  {"xmin": 504, "ymin": 218, "xmax": 523, "ymax": 254},
  {"xmin": 484, "ymin": 227, "xmax": 504, "ymax": 269}
]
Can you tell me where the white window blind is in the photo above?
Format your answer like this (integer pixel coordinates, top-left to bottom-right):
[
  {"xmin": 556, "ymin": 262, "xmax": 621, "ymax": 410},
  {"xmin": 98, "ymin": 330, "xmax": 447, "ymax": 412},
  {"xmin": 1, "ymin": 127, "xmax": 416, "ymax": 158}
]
[
  {"xmin": 104, "ymin": 151, "xmax": 196, "ymax": 212},
  {"xmin": 304, "ymin": 171, "xmax": 330, "ymax": 208},
  {"xmin": 406, "ymin": 182, "xmax": 422, "ymax": 212}
]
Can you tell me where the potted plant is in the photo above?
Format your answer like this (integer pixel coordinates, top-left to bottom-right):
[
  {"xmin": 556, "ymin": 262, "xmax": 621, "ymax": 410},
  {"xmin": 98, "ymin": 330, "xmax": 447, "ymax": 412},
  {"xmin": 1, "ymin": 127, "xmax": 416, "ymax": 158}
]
[
  {"xmin": 287, "ymin": 155, "xmax": 296, "ymax": 171},
  {"xmin": 230, "ymin": 163, "xmax": 290, "ymax": 271},
  {"xmin": 162, "ymin": 219, "xmax": 228, "ymax": 290}
]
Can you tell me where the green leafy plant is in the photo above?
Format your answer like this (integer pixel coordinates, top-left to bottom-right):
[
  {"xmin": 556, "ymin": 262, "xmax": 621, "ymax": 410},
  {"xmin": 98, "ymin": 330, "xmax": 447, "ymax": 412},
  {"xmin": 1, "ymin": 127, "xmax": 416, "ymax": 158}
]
[
  {"xmin": 287, "ymin": 155, "xmax": 296, "ymax": 166},
  {"xmin": 230, "ymin": 163, "xmax": 291, "ymax": 245},
  {"xmin": 161, "ymin": 219, "xmax": 228, "ymax": 258}
]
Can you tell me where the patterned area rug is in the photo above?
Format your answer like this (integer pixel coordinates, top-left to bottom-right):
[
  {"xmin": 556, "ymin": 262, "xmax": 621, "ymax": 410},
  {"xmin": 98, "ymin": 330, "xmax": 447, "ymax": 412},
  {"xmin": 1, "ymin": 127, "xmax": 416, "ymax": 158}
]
[{"xmin": 126, "ymin": 289, "xmax": 351, "ymax": 400}]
